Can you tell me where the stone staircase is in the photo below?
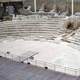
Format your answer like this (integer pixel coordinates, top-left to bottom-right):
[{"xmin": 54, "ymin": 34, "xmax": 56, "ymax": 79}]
[
  {"xmin": 66, "ymin": 28, "xmax": 80, "ymax": 44},
  {"xmin": 0, "ymin": 17, "xmax": 66, "ymax": 39},
  {"xmin": 64, "ymin": 27, "xmax": 80, "ymax": 51}
]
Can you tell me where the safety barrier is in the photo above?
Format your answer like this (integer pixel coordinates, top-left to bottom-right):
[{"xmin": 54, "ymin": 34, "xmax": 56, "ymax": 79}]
[
  {"xmin": 0, "ymin": 51, "xmax": 38, "ymax": 62},
  {"xmin": 0, "ymin": 51, "xmax": 80, "ymax": 76},
  {"xmin": 27, "ymin": 59, "xmax": 80, "ymax": 76},
  {"xmin": 0, "ymin": 52, "xmax": 22, "ymax": 62}
]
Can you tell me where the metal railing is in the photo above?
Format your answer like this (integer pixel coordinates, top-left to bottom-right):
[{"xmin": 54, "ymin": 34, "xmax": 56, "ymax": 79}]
[
  {"xmin": 0, "ymin": 51, "xmax": 38, "ymax": 62},
  {"xmin": 0, "ymin": 51, "xmax": 80, "ymax": 76},
  {"xmin": 27, "ymin": 59, "xmax": 80, "ymax": 76}
]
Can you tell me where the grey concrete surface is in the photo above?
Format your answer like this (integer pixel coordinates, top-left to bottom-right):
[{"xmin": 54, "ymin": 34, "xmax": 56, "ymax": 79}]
[{"xmin": 0, "ymin": 57, "xmax": 80, "ymax": 80}]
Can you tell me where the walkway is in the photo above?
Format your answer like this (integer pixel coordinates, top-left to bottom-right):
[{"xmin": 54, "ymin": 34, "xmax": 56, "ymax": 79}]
[{"xmin": 0, "ymin": 57, "xmax": 79, "ymax": 80}]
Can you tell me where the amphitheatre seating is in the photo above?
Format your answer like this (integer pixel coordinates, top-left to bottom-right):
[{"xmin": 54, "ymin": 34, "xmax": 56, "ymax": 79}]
[
  {"xmin": 66, "ymin": 28, "xmax": 80, "ymax": 45},
  {"xmin": 65, "ymin": 28, "xmax": 80, "ymax": 51},
  {"xmin": 0, "ymin": 15, "xmax": 66, "ymax": 39}
]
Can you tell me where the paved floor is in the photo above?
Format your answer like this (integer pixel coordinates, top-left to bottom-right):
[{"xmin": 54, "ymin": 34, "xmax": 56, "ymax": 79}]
[{"xmin": 0, "ymin": 57, "xmax": 80, "ymax": 80}]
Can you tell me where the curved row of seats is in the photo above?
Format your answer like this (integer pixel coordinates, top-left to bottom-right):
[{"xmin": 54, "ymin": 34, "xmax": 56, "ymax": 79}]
[{"xmin": 0, "ymin": 16, "xmax": 66, "ymax": 39}]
